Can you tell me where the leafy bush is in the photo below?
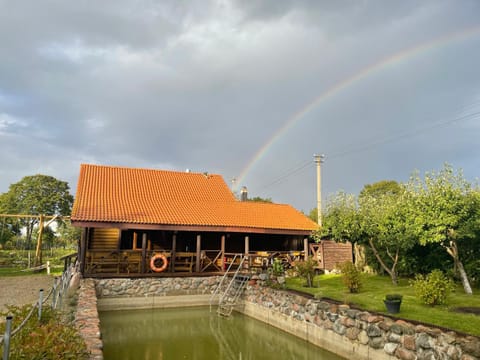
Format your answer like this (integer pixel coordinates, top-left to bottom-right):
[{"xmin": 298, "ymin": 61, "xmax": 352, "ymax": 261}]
[
  {"xmin": 339, "ymin": 261, "xmax": 362, "ymax": 293},
  {"xmin": 294, "ymin": 257, "xmax": 317, "ymax": 287},
  {"xmin": 0, "ymin": 305, "xmax": 89, "ymax": 359},
  {"xmin": 410, "ymin": 269, "xmax": 455, "ymax": 306},
  {"xmin": 269, "ymin": 258, "xmax": 284, "ymax": 276}
]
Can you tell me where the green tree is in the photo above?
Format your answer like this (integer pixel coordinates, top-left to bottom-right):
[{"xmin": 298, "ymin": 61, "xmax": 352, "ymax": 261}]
[
  {"xmin": 320, "ymin": 183, "xmax": 417, "ymax": 285},
  {"xmin": 32, "ymin": 226, "xmax": 57, "ymax": 250},
  {"xmin": 406, "ymin": 164, "xmax": 479, "ymax": 295},
  {"xmin": 361, "ymin": 185, "xmax": 416, "ymax": 285},
  {"xmin": 320, "ymin": 192, "xmax": 362, "ymax": 244},
  {"xmin": 359, "ymin": 180, "xmax": 402, "ymax": 199},
  {"xmin": 57, "ymin": 220, "xmax": 82, "ymax": 249},
  {"xmin": 0, "ymin": 218, "xmax": 15, "ymax": 247},
  {"xmin": 0, "ymin": 175, "xmax": 74, "ymax": 249}
]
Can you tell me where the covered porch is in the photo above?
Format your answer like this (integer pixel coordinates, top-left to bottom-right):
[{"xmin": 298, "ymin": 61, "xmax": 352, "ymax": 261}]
[{"xmin": 78, "ymin": 225, "xmax": 310, "ymax": 277}]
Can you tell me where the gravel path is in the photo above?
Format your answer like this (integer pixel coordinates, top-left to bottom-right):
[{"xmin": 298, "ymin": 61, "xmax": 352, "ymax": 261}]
[{"xmin": 0, "ymin": 275, "xmax": 54, "ymax": 314}]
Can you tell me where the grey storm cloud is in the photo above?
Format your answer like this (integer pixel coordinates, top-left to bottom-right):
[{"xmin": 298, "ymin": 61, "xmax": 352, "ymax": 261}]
[{"xmin": 0, "ymin": 0, "xmax": 479, "ymax": 212}]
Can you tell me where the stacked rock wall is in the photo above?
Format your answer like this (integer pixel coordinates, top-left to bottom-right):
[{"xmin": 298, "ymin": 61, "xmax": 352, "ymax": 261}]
[
  {"xmin": 243, "ymin": 284, "xmax": 480, "ymax": 360},
  {"xmin": 75, "ymin": 279, "xmax": 103, "ymax": 360},
  {"xmin": 95, "ymin": 276, "xmax": 221, "ymax": 297}
]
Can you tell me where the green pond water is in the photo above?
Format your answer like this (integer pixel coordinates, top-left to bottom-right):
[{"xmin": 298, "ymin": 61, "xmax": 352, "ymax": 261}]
[{"xmin": 99, "ymin": 307, "xmax": 346, "ymax": 360}]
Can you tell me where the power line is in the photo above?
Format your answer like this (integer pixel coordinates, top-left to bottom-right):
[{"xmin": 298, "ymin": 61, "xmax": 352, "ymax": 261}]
[
  {"xmin": 256, "ymin": 109, "xmax": 480, "ymax": 191},
  {"xmin": 258, "ymin": 160, "xmax": 312, "ymax": 190},
  {"xmin": 329, "ymin": 110, "xmax": 480, "ymax": 160}
]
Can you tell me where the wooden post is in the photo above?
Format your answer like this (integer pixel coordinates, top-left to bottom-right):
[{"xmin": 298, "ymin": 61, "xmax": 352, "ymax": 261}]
[
  {"xmin": 244, "ymin": 236, "xmax": 249, "ymax": 269},
  {"xmin": 79, "ymin": 228, "xmax": 87, "ymax": 274},
  {"xmin": 35, "ymin": 215, "xmax": 44, "ymax": 267},
  {"xmin": 220, "ymin": 235, "xmax": 225, "ymax": 271},
  {"xmin": 195, "ymin": 235, "xmax": 201, "ymax": 273},
  {"xmin": 304, "ymin": 238, "xmax": 309, "ymax": 261},
  {"xmin": 141, "ymin": 233, "xmax": 147, "ymax": 273},
  {"xmin": 171, "ymin": 233, "xmax": 177, "ymax": 272},
  {"xmin": 133, "ymin": 232, "xmax": 138, "ymax": 250}
]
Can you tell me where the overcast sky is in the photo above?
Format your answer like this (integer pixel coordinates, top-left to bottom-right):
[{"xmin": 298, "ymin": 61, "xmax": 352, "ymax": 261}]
[{"xmin": 1, "ymin": 0, "xmax": 479, "ymax": 213}]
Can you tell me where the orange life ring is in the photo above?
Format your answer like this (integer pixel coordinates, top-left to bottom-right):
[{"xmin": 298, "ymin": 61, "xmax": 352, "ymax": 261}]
[{"xmin": 150, "ymin": 253, "xmax": 168, "ymax": 273}]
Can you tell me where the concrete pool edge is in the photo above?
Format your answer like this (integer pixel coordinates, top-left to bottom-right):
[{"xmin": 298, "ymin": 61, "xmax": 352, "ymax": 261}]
[{"xmin": 97, "ymin": 294, "xmax": 212, "ymax": 311}]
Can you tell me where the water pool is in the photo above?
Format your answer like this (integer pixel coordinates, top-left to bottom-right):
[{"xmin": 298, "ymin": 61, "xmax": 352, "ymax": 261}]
[{"xmin": 100, "ymin": 307, "xmax": 346, "ymax": 360}]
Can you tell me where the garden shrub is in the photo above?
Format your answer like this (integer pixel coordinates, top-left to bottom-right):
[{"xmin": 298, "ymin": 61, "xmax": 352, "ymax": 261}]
[
  {"xmin": 410, "ymin": 269, "xmax": 455, "ymax": 306},
  {"xmin": 339, "ymin": 261, "xmax": 362, "ymax": 293},
  {"xmin": 294, "ymin": 257, "xmax": 317, "ymax": 287},
  {"xmin": 0, "ymin": 305, "xmax": 89, "ymax": 359},
  {"xmin": 269, "ymin": 258, "xmax": 285, "ymax": 276}
]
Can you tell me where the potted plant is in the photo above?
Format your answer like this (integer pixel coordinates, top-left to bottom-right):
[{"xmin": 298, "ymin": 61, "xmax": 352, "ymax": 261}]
[{"xmin": 384, "ymin": 294, "xmax": 403, "ymax": 314}]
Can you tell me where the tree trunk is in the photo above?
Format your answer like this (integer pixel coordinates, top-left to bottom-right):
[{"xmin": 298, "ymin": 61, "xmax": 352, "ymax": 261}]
[
  {"xmin": 26, "ymin": 223, "xmax": 33, "ymax": 250},
  {"xmin": 456, "ymin": 260, "xmax": 473, "ymax": 295},
  {"xmin": 368, "ymin": 238, "xmax": 398, "ymax": 285},
  {"xmin": 445, "ymin": 240, "xmax": 473, "ymax": 295},
  {"xmin": 306, "ymin": 273, "xmax": 313, "ymax": 288}
]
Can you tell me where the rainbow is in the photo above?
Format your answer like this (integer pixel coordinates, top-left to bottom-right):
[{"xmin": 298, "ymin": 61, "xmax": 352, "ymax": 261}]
[{"xmin": 235, "ymin": 25, "xmax": 480, "ymax": 188}]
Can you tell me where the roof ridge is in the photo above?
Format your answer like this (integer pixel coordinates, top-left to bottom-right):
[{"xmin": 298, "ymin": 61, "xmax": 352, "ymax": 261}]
[
  {"xmin": 72, "ymin": 164, "xmax": 318, "ymax": 232},
  {"xmin": 80, "ymin": 163, "xmax": 222, "ymax": 177}
]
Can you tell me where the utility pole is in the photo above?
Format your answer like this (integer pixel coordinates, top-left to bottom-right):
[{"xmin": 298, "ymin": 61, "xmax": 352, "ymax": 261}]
[{"xmin": 314, "ymin": 154, "xmax": 325, "ymax": 226}]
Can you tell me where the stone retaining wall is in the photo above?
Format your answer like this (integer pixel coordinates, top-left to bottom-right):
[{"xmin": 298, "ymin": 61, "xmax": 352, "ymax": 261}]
[
  {"xmin": 243, "ymin": 284, "xmax": 480, "ymax": 360},
  {"xmin": 95, "ymin": 276, "xmax": 221, "ymax": 298},
  {"xmin": 75, "ymin": 279, "xmax": 103, "ymax": 360},
  {"xmin": 76, "ymin": 277, "xmax": 480, "ymax": 360}
]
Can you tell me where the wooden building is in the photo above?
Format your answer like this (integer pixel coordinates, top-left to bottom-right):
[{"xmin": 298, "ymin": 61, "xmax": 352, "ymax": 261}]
[
  {"xmin": 309, "ymin": 240, "xmax": 353, "ymax": 271},
  {"xmin": 71, "ymin": 164, "xmax": 319, "ymax": 277}
]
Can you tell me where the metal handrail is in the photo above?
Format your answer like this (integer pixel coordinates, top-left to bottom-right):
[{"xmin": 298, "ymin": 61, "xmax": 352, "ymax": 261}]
[
  {"xmin": 209, "ymin": 253, "xmax": 244, "ymax": 311},
  {"xmin": 217, "ymin": 256, "xmax": 247, "ymax": 307}
]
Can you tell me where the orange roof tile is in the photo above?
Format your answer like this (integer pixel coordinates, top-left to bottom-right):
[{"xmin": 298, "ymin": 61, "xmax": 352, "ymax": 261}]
[{"xmin": 71, "ymin": 164, "xmax": 318, "ymax": 233}]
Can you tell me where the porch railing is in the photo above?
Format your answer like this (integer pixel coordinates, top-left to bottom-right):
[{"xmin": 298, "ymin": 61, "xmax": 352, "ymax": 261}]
[{"xmin": 84, "ymin": 249, "xmax": 305, "ymax": 275}]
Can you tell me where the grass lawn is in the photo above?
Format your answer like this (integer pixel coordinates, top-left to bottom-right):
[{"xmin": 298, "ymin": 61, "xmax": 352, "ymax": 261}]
[
  {"xmin": 0, "ymin": 267, "xmax": 63, "ymax": 277},
  {"xmin": 287, "ymin": 274, "xmax": 480, "ymax": 337},
  {"xmin": 0, "ymin": 249, "xmax": 73, "ymax": 277}
]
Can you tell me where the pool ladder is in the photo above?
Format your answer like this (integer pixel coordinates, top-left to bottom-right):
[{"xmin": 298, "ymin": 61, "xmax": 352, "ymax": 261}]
[{"xmin": 210, "ymin": 254, "xmax": 250, "ymax": 317}]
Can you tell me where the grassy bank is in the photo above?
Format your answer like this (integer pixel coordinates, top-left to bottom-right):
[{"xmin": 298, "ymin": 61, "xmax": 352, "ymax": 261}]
[
  {"xmin": 0, "ymin": 249, "xmax": 75, "ymax": 276},
  {"xmin": 287, "ymin": 274, "xmax": 480, "ymax": 337}
]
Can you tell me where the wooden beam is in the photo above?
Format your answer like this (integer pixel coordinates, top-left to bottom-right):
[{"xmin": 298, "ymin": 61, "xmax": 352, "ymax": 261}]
[
  {"xmin": 141, "ymin": 233, "xmax": 147, "ymax": 273},
  {"xmin": 195, "ymin": 235, "xmax": 201, "ymax": 273},
  {"xmin": 171, "ymin": 233, "xmax": 177, "ymax": 272},
  {"xmin": 304, "ymin": 238, "xmax": 309, "ymax": 261},
  {"xmin": 220, "ymin": 235, "xmax": 225, "ymax": 271},
  {"xmin": 34, "ymin": 215, "xmax": 44, "ymax": 267},
  {"xmin": 245, "ymin": 236, "xmax": 250, "ymax": 269},
  {"xmin": 79, "ymin": 228, "xmax": 87, "ymax": 274},
  {"xmin": 133, "ymin": 232, "xmax": 138, "ymax": 250}
]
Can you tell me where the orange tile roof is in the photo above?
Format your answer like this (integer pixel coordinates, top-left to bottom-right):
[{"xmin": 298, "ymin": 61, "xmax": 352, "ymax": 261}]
[{"xmin": 71, "ymin": 164, "xmax": 318, "ymax": 233}]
